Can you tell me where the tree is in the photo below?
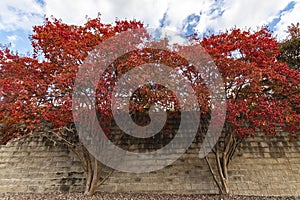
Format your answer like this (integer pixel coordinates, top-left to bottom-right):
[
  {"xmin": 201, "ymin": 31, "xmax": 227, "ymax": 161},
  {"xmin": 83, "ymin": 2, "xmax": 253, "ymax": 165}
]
[
  {"xmin": 278, "ymin": 23, "xmax": 300, "ymax": 71},
  {"xmin": 0, "ymin": 48, "xmax": 50, "ymax": 143},
  {"xmin": 1, "ymin": 17, "xmax": 211, "ymax": 195},
  {"xmin": 277, "ymin": 23, "xmax": 300, "ymax": 114},
  {"xmin": 200, "ymin": 28, "xmax": 300, "ymax": 194},
  {"xmin": 1, "ymin": 17, "xmax": 147, "ymax": 195},
  {"xmin": 1, "ymin": 17, "xmax": 299, "ymax": 196}
]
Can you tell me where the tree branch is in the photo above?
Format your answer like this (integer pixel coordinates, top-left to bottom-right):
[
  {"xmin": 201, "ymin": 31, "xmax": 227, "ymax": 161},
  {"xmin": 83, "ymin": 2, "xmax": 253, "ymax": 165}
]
[{"xmin": 205, "ymin": 156, "xmax": 222, "ymax": 193}]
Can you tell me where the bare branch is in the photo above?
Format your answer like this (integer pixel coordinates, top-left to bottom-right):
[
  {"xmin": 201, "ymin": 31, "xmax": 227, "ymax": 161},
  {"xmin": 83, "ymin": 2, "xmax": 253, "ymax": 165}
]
[{"xmin": 205, "ymin": 156, "xmax": 222, "ymax": 193}]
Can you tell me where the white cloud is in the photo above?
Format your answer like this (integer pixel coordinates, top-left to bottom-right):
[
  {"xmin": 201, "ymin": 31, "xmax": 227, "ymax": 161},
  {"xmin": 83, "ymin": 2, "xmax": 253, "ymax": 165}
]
[
  {"xmin": 0, "ymin": 0, "xmax": 299, "ymax": 49},
  {"xmin": 6, "ymin": 35, "xmax": 18, "ymax": 47},
  {"xmin": 43, "ymin": 0, "xmax": 171, "ymax": 28},
  {"xmin": 43, "ymin": 0, "xmax": 217, "ymax": 33},
  {"xmin": 274, "ymin": 1, "xmax": 300, "ymax": 40},
  {"xmin": 7, "ymin": 35, "xmax": 17, "ymax": 42},
  {"xmin": 157, "ymin": 0, "xmax": 213, "ymax": 30},
  {"xmin": 198, "ymin": 0, "xmax": 292, "ymax": 33},
  {"xmin": 43, "ymin": 0, "xmax": 299, "ymax": 40},
  {"xmin": 0, "ymin": 0, "xmax": 44, "ymax": 31},
  {"xmin": 43, "ymin": 0, "xmax": 217, "ymax": 40}
]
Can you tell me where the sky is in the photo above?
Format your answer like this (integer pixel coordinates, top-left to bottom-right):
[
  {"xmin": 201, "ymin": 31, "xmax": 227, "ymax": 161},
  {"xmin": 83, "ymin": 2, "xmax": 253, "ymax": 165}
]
[{"xmin": 0, "ymin": 0, "xmax": 299, "ymax": 55}]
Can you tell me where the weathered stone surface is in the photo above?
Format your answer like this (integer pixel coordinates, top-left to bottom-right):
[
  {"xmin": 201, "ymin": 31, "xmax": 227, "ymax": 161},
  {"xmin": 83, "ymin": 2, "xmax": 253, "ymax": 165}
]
[{"xmin": 0, "ymin": 130, "xmax": 299, "ymax": 196}]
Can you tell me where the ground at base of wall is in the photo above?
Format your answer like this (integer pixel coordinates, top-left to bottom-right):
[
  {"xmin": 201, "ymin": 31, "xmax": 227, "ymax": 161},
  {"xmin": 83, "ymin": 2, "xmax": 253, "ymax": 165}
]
[{"xmin": 0, "ymin": 192, "xmax": 298, "ymax": 200}]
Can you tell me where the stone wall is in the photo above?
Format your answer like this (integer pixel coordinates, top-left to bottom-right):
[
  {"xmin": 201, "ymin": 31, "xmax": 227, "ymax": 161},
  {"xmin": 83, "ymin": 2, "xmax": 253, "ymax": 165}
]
[
  {"xmin": 0, "ymin": 136, "xmax": 85, "ymax": 193},
  {"xmin": 0, "ymin": 130, "xmax": 299, "ymax": 196}
]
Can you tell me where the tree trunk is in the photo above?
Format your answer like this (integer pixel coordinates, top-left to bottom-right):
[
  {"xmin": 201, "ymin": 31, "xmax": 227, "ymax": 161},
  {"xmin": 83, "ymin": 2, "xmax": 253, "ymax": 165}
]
[
  {"xmin": 206, "ymin": 152, "xmax": 230, "ymax": 195},
  {"xmin": 205, "ymin": 132, "xmax": 242, "ymax": 195},
  {"xmin": 83, "ymin": 154, "xmax": 93, "ymax": 195},
  {"xmin": 84, "ymin": 157, "xmax": 99, "ymax": 195},
  {"xmin": 47, "ymin": 126, "xmax": 116, "ymax": 196}
]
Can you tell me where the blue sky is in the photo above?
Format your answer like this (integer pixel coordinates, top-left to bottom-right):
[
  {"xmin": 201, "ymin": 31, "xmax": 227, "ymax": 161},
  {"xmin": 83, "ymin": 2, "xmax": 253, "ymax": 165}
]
[{"xmin": 0, "ymin": 0, "xmax": 299, "ymax": 55}]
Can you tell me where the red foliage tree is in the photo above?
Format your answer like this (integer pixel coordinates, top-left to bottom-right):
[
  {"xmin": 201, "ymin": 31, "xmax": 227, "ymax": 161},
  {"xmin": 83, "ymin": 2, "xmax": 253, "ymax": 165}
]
[
  {"xmin": 0, "ymin": 48, "xmax": 51, "ymax": 143},
  {"xmin": 1, "ymin": 17, "xmax": 146, "ymax": 195},
  {"xmin": 200, "ymin": 28, "xmax": 300, "ymax": 194},
  {"xmin": 1, "ymin": 16, "xmax": 299, "ymax": 196}
]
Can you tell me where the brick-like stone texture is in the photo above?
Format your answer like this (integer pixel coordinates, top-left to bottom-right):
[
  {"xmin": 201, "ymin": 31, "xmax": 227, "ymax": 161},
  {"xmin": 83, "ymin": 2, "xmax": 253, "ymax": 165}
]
[
  {"xmin": 0, "ymin": 130, "xmax": 299, "ymax": 196},
  {"xmin": 0, "ymin": 136, "xmax": 85, "ymax": 193}
]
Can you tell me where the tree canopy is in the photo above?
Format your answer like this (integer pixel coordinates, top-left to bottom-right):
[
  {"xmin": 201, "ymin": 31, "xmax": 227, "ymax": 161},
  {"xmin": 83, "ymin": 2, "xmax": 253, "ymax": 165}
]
[
  {"xmin": 278, "ymin": 22, "xmax": 300, "ymax": 71},
  {"xmin": 0, "ymin": 17, "xmax": 299, "ymax": 195}
]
